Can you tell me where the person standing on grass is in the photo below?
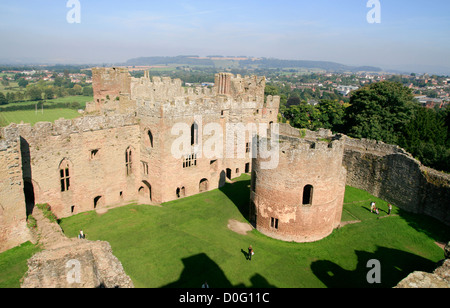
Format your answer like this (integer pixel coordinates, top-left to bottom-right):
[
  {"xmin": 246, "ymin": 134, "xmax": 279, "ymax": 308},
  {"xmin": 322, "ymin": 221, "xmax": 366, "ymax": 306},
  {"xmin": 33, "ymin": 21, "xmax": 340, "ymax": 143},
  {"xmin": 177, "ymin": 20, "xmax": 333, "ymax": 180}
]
[
  {"xmin": 370, "ymin": 201, "xmax": 375, "ymax": 213},
  {"xmin": 248, "ymin": 245, "xmax": 253, "ymax": 261},
  {"xmin": 388, "ymin": 204, "xmax": 392, "ymax": 215}
]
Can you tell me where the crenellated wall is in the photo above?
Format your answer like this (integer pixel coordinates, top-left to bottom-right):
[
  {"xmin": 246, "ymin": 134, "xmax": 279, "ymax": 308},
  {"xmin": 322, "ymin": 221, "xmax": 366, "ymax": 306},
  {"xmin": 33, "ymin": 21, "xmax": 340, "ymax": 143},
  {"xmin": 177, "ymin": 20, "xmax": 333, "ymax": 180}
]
[{"xmin": 251, "ymin": 129, "xmax": 347, "ymax": 243}]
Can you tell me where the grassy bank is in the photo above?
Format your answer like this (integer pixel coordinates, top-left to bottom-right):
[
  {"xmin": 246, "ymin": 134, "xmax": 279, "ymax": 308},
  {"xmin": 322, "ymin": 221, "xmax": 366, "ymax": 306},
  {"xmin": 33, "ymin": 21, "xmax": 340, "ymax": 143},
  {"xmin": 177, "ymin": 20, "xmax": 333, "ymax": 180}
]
[{"xmin": 57, "ymin": 175, "xmax": 448, "ymax": 288}]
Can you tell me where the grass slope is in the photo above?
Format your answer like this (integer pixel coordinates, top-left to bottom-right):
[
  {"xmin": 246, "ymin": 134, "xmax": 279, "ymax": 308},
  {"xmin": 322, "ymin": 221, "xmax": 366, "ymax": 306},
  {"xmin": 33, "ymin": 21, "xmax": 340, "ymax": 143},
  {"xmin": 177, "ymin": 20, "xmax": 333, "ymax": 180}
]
[{"xmin": 56, "ymin": 175, "xmax": 448, "ymax": 288}]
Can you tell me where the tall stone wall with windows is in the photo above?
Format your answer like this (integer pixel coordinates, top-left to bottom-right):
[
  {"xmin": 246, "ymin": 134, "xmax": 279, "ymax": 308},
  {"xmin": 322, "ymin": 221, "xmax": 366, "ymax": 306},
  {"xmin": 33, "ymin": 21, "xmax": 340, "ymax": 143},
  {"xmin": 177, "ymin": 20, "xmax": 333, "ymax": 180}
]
[{"xmin": 13, "ymin": 115, "xmax": 141, "ymax": 219}]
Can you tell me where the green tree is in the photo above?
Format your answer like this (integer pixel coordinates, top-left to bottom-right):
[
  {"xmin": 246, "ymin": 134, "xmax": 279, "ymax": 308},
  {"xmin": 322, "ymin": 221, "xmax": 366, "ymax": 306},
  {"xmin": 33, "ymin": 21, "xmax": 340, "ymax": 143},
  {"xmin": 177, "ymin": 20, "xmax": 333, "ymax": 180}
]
[
  {"xmin": 344, "ymin": 81, "xmax": 415, "ymax": 144},
  {"xmin": 0, "ymin": 92, "xmax": 6, "ymax": 105},
  {"xmin": 18, "ymin": 78, "xmax": 29, "ymax": 88},
  {"xmin": 44, "ymin": 87, "xmax": 54, "ymax": 100},
  {"xmin": 316, "ymin": 99, "xmax": 345, "ymax": 131},
  {"xmin": 82, "ymin": 86, "xmax": 93, "ymax": 96},
  {"xmin": 285, "ymin": 102, "xmax": 321, "ymax": 131},
  {"xmin": 26, "ymin": 86, "xmax": 42, "ymax": 101}
]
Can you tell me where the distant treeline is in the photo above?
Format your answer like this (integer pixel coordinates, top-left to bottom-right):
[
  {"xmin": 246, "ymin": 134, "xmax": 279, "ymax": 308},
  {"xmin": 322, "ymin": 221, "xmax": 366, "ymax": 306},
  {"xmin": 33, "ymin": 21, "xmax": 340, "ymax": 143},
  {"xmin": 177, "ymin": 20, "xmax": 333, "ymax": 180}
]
[{"xmin": 0, "ymin": 101, "xmax": 83, "ymax": 112}]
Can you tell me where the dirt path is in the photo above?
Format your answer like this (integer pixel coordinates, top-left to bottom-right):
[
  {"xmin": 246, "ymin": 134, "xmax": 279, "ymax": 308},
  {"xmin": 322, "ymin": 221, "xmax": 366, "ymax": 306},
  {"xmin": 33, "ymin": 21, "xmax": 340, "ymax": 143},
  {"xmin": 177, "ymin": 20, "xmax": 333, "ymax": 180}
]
[{"xmin": 227, "ymin": 219, "xmax": 253, "ymax": 235}]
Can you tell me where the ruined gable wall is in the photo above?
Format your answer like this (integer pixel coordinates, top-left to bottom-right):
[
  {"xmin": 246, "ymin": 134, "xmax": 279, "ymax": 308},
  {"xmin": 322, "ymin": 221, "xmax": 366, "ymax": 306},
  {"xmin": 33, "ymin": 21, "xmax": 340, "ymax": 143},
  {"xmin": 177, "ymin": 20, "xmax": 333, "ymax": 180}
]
[
  {"xmin": 0, "ymin": 126, "xmax": 31, "ymax": 253},
  {"xmin": 92, "ymin": 67, "xmax": 131, "ymax": 103},
  {"xmin": 16, "ymin": 115, "xmax": 141, "ymax": 218},
  {"xmin": 343, "ymin": 138, "xmax": 450, "ymax": 225}
]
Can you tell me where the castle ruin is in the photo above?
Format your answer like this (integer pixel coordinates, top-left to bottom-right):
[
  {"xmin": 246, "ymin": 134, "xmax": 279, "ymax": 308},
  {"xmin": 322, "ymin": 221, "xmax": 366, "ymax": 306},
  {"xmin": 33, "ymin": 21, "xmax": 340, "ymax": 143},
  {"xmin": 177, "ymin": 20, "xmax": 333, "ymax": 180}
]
[{"xmin": 0, "ymin": 68, "xmax": 449, "ymax": 253}]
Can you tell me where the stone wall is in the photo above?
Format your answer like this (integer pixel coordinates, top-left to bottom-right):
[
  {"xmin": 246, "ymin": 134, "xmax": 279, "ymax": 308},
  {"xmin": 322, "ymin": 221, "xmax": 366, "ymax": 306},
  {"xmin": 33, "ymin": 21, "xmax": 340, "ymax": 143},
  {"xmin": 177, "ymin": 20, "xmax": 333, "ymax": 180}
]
[
  {"xmin": 0, "ymin": 126, "xmax": 31, "ymax": 253},
  {"xmin": 13, "ymin": 114, "xmax": 141, "ymax": 219},
  {"xmin": 343, "ymin": 138, "xmax": 450, "ymax": 225}
]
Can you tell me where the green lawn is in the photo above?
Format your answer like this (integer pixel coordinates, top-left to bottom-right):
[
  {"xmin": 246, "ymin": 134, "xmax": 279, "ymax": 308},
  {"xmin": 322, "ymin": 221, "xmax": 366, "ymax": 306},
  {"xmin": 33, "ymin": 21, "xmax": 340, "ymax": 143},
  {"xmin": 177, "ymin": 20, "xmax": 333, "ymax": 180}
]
[
  {"xmin": 1, "ymin": 175, "xmax": 447, "ymax": 288},
  {"xmin": 55, "ymin": 175, "xmax": 448, "ymax": 288},
  {"xmin": 0, "ymin": 242, "xmax": 40, "ymax": 288},
  {"xmin": 0, "ymin": 108, "xmax": 81, "ymax": 126}
]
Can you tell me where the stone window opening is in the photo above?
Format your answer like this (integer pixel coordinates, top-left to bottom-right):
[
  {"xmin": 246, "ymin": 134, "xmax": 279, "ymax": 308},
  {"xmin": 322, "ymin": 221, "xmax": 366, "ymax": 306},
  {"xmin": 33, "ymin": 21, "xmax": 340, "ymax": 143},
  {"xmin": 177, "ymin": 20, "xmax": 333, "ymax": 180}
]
[
  {"xmin": 148, "ymin": 130, "xmax": 154, "ymax": 148},
  {"xmin": 183, "ymin": 153, "xmax": 197, "ymax": 168},
  {"xmin": 271, "ymin": 217, "xmax": 279, "ymax": 230},
  {"xmin": 71, "ymin": 205, "xmax": 75, "ymax": 214},
  {"xmin": 176, "ymin": 187, "xmax": 186, "ymax": 198},
  {"xmin": 60, "ymin": 160, "xmax": 71, "ymax": 192},
  {"xmin": 191, "ymin": 122, "xmax": 199, "ymax": 146},
  {"xmin": 246, "ymin": 142, "xmax": 251, "ymax": 154},
  {"xmin": 90, "ymin": 149, "xmax": 99, "ymax": 159},
  {"xmin": 142, "ymin": 161, "xmax": 149, "ymax": 175},
  {"xmin": 303, "ymin": 185, "xmax": 314, "ymax": 206},
  {"xmin": 126, "ymin": 147, "xmax": 133, "ymax": 176}
]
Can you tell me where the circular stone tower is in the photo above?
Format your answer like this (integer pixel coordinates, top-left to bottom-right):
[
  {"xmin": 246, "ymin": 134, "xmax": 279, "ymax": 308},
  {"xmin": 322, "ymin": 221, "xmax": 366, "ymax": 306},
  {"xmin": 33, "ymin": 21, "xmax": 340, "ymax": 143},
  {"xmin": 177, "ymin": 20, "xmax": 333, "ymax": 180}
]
[{"xmin": 250, "ymin": 129, "xmax": 347, "ymax": 243}]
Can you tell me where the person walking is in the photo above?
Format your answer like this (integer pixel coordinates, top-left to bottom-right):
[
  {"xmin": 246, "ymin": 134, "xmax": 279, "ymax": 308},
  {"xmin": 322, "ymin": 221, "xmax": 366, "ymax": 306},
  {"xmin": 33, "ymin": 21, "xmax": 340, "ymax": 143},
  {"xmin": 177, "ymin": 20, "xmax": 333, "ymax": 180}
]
[
  {"xmin": 370, "ymin": 202, "xmax": 375, "ymax": 213},
  {"xmin": 248, "ymin": 245, "xmax": 253, "ymax": 261}
]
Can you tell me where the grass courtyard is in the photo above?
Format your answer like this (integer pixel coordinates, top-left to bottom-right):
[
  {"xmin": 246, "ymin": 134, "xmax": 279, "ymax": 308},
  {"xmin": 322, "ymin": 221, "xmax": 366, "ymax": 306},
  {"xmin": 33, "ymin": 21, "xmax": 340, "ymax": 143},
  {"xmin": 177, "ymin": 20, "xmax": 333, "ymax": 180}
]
[{"xmin": 1, "ymin": 174, "xmax": 448, "ymax": 288}]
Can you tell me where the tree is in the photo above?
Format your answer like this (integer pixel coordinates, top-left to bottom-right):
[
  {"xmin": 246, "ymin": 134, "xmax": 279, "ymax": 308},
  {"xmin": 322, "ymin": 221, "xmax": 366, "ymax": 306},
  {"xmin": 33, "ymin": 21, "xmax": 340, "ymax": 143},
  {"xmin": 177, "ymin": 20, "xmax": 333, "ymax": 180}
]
[
  {"xmin": 344, "ymin": 81, "xmax": 415, "ymax": 144},
  {"xmin": 26, "ymin": 86, "xmax": 42, "ymax": 101},
  {"xmin": 18, "ymin": 78, "xmax": 29, "ymax": 88},
  {"xmin": 285, "ymin": 101, "xmax": 321, "ymax": 131},
  {"xmin": 44, "ymin": 87, "xmax": 54, "ymax": 100},
  {"xmin": 316, "ymin": 99, "xmax": 346, "ymax": 132},
  {"xmin": 82, "ymin": 86, "xmax": 93, "ymax": 96},
  {"xmin": 0, "ymin": 92, "xmax": 6, "ymax": 105}
]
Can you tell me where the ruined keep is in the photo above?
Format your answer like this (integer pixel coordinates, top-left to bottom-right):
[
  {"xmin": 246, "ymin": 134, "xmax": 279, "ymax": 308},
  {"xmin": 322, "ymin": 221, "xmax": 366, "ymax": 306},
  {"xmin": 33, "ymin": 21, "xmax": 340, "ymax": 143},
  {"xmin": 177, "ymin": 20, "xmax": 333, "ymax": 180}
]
[
  {"xmin": 0, "ymin": 68, "xmax": 279, "ymax": 252},
  {"xmin": 0, "ymin": 67, "xmax": 449, "ymax": 252},
  {"xmin": 250, "ymin": 125, "xmax": 347, "ymax": 243}
]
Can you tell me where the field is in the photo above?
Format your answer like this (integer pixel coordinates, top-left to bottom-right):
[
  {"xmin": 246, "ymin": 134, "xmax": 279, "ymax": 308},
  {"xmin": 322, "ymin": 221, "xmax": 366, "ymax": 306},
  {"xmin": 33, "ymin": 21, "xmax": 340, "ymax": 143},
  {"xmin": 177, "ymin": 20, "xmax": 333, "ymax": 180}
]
[
  {"xmin": 0, "ymin": 108, "xmax": 82, "ymax": 126},
  {"xmin": 1, "ymin": 175, "xmax": 448, "ymax": 288},
  {"xmin": 0, "ymin": 95, "xmax": 92, "ymax": 126}
]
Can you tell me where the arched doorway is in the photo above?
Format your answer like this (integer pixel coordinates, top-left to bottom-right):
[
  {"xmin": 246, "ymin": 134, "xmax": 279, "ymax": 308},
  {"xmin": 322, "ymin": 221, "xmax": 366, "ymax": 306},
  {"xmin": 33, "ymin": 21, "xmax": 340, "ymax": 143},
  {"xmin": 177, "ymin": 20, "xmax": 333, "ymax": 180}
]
[
  {"xmin": 199, "ymin": 179, "xmax": 209, "ymax": 193},
  {"xmin": 139, "ymin": 181, "xmax": 152, "ymax": 203}
]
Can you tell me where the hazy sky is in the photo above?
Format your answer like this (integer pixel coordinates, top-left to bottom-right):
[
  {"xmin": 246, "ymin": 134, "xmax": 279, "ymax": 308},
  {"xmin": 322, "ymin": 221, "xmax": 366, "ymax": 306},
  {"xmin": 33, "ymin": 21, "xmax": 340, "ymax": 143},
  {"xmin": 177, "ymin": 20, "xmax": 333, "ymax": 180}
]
[{"xmin": 1, "ymin": 0, "xmax": 449, "ymax": 72}]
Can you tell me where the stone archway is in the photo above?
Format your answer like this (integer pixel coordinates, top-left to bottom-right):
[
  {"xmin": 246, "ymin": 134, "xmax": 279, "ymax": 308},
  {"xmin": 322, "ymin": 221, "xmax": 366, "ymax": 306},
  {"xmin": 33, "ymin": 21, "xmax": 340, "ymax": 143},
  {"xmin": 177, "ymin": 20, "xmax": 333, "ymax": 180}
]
[
  {"xmin": 199, "ymin": 179, "xmax": 209, "ymax": 193},
  {"xmin": 139, "ymin": 181, "xmax": 152, "ymax": 203}
]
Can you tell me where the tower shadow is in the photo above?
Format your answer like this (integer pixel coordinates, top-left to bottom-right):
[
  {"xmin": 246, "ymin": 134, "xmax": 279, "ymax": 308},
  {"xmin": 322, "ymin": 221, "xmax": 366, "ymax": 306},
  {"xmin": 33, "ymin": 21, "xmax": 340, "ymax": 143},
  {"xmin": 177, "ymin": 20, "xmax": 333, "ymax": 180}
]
[
  {"xmin": 311, "ymin": 246, "xmax": 440, "ymax": 288},
  {"xmin": 162, "ymin": 253, "xmax": 275, "ymax": 288}
]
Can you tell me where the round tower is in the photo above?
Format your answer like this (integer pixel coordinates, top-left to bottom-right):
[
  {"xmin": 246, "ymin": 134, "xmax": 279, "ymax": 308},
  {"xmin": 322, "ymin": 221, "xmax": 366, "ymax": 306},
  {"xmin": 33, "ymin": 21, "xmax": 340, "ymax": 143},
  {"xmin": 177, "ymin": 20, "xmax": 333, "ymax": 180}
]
[{"xmin": 250, "ymin": 130, "xmax": 347, "ymax": 243}]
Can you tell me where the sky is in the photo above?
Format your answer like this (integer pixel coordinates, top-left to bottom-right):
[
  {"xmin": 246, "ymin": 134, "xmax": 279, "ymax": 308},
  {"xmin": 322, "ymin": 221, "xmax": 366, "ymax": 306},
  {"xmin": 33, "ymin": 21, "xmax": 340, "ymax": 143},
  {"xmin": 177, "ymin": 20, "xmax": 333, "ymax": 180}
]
[{"xmin": 0, "ymin": 0, "xmax": 449, "ymax": 73}]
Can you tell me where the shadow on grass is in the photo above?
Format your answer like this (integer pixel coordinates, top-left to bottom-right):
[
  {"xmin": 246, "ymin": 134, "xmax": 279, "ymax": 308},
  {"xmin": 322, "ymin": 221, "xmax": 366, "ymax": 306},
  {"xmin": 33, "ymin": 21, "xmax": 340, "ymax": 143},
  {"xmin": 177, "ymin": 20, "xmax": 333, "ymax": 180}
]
[
  {"xmin": 311, "ymin": 246, "xmax": 441, "ymax": 288},
  {"xmin": 397, "ymin": 208, "xmax": 450, "ymax": 245},
  {"xmin": 219, "ymin": 178, "xmax": 251, "ymax": 222},
  {"xmin": 162, "ymin": 253, "xmax": 276, "ymax": 288}
]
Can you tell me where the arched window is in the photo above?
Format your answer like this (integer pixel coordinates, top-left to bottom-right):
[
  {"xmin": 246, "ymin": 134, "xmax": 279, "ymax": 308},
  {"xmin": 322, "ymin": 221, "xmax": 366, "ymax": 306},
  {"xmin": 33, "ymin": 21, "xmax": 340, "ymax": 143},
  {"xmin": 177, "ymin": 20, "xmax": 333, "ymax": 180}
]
[
  {"xmin": 303, "ymin": 185, "xmax": 314, "ymax": 205},
  {"xmin": 191, "ymin": 122, "xmax": 199, "ymax": 146},
  {"xmin": 59, "ymin": 159, "xmax": 71, "ymax": 192},
  {"xmin": 126, "ymin": 147, "xmax": 133, "ymax": 176}
]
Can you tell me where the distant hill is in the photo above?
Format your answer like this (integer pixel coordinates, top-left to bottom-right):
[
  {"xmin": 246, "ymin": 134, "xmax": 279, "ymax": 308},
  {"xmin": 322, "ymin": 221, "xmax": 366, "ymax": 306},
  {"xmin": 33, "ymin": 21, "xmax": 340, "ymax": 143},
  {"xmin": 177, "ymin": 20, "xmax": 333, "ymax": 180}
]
[{"xmin": 125, "ymin": 56, "xmax": 382, "ymax": 73}]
